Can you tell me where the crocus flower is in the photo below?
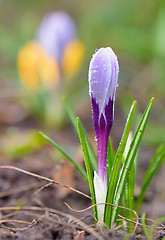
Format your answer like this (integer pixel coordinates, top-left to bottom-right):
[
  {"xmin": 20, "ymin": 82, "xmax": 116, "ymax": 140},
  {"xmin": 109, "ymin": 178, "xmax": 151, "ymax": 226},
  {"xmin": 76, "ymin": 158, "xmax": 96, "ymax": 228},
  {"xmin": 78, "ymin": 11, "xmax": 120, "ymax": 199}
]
[
  {"xmin": 36, "ymin": 11, "xmax": 77, "ymax": 65},
  {"xmin": 17, "ymin": 41, "xmax": 60, "ymax": 91},
  {"xmin": 88, "ymin": 47, "xmax": 119, "ymax": 222},
  {"xmin": 17, "ymin": 11, "xmax": 85, "ymax": 128},
  {"xmin": 62, "ymin": 39, "xmax": 85, "ymax": 77},
  {"xmin": 35, "ymin": 11, "xmax": 85, "ymax": 78}
]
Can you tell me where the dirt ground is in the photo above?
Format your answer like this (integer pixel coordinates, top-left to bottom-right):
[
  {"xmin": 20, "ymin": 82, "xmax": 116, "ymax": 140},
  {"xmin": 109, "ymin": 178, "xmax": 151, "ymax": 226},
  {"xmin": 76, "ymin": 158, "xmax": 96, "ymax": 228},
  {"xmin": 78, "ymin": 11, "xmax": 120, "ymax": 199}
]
[{"xmin": 0, "ymin": 103, "xmax": 165, "ymax": 240}]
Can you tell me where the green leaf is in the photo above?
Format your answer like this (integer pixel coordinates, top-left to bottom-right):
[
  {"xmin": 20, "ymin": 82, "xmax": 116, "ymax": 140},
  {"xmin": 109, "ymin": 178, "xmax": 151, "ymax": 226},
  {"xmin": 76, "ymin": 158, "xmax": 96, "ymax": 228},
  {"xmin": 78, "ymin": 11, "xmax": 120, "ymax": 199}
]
[
  {"xmin": 142, "ymin": 212, "xmax": 151, "ymax": 240},
  {"xmin": 150, "ymin": 216, "xmax": 165, "ymax": 239},
  {"xmin": 39, "ymin": 131, "xmax": 88, "ymax": 182},
  {"xmin": 110, "ymin": 98, "xmax": 154, "ymax": 226},
  {"xmin": 104, "ymin": 100, "xmax": 137, "ymax": 227},
  {"xmin": 77, "ymin": 117, "xmax": 98, "ymax": 221},
  {"xmin": 63, "ymin": 98, "xmax": 97, "ymax": 171},
  {"xmin": 123, "ymin": 131, "xmax": 135, "ymax": 232},
  {"xmin": 124, "ymin": 163, "xmax": 135, "ymax": 232},
  {"xmin": 135, "ymin": 144, "xmax": 165, "ymax": 212},
  {"xmin": 142, "ymin": 213, "xmax": 165, "ymax": 240},
  {"xmin": 62, "ymin": 98, "xmax": 79, "ymax": 136},
  {"xmin": 107, "ymin": 137, "xmax": 115, "ymax": 179}
]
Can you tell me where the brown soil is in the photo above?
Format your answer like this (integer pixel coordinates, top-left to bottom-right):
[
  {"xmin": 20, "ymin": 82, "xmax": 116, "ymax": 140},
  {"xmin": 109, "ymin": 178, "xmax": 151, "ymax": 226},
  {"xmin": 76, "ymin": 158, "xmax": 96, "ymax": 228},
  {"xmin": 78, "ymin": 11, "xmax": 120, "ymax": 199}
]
[{"xmin": 0, "ymin": 106, "xmax": 165, "ymax": 240}]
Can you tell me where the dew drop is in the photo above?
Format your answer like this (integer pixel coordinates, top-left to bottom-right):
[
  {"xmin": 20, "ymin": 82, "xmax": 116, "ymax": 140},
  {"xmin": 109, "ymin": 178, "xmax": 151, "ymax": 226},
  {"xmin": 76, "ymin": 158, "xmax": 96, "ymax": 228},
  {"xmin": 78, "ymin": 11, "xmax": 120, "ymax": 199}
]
[{"xmin": 94, "ymin": 136, "xmax": 97, "ymax": 142}]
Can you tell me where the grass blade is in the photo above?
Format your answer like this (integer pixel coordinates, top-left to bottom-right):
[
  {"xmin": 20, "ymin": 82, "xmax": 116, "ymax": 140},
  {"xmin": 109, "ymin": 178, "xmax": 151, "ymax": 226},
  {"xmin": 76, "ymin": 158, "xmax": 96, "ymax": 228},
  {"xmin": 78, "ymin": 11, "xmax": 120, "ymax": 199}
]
[
  {"xmin": 124, "ymin": 163, "xmax": 135, "ymax": 232},
  {"xmin": 123, "ymin": 131, "xmax": 135, "ymax": 232},
  {"xmin": 39, "ymin": 131, "xmax": 88, "ymax": 182},
  {"xmin": 63, "ymin": 98, "xmax": 97, "ymax": 171},
  {"xmin": 77, "ymin": 117, "xmax": 97, "ymax": 221},
  {"xmin": 150, "ymin": 216, "xmax": 165, "ymax": 239},
  {"xmin": 135, "ymin": 144, "xmax": 165, "ymax": 212},
  {"xmin": 104, "ymin": 100, "xmax": 137, "ymax": 227},
  {"xmin": 142, "ymin": 212, "xmax": 151, "ymax": 240},
  {"xmin": 107, "ymin": 137, "xmax": 115, "ymax": 179},
  {"xmin": 110, "ymin": 97, "xmax": 154, "ymax": 226},
  {"xmin": 62, "ymin": 98, "xmax": 78, "ymax": 136}
]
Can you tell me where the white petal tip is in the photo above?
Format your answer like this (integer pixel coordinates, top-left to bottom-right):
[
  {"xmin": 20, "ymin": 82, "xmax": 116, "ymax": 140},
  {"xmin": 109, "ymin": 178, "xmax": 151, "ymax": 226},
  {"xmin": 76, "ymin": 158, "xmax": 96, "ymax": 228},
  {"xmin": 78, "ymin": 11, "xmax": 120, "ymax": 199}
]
[{"xmin": 94, "ymin": 172, "xmax": 107, "ymax": 223}]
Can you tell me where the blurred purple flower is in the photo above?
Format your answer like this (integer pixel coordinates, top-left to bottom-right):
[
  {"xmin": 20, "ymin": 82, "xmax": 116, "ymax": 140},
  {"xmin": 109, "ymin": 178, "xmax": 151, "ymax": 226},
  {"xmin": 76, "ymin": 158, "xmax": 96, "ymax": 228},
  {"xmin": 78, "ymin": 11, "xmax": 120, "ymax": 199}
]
[
  {"xmin": 89, "ymin": 47, "xmax": 119, "ymax": 186},
  {"xmin": 36, "ymin": 11, "xmax": 77, "ymax": 64}
]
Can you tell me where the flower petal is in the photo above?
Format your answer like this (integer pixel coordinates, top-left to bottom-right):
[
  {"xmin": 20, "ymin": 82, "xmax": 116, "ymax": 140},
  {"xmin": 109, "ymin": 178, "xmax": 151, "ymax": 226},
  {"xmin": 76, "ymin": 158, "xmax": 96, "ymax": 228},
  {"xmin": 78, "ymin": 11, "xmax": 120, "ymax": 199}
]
[
  {"xmin": 89, "ymin": 47, "xmax": 119, "ymax": 124},
  {"xmin": 36, "ymin": 11, "xmax": 77, "ymax": 64}
]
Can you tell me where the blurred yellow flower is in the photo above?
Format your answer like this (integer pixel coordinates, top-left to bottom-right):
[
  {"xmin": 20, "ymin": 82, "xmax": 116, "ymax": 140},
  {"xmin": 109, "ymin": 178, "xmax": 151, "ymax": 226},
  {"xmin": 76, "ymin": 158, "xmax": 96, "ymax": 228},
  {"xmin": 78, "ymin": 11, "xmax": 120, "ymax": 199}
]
[
  {"xmin": 62, "ymin": 40, "xmax": 85, "ymax": 77},
  {"xmin": 17, "ymin": 41, "xmax": 60, "ymax": 91}
]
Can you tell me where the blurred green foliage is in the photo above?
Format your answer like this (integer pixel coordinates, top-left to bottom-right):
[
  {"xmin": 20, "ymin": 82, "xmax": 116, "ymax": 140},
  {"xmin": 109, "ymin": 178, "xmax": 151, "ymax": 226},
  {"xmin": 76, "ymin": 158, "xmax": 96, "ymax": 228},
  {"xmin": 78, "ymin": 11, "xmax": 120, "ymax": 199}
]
[
  {"xmin": 0, "ymin": 128, "xmax": 45, "ymax": 159},
  {"xmin": 0, "ymin": 0, "xmax": 164, "ymax": 75},
  {"xmin": 0, "ymin": 0, "xmax": 164, "ymax": 145}
]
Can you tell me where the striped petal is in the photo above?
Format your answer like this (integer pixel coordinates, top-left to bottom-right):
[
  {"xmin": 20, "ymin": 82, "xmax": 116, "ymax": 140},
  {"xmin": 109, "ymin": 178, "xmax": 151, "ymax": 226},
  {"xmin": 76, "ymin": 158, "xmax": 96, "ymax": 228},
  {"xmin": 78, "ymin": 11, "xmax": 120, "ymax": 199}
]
[{"xmin": 88, "ymin": 47, "xmax": 119, "ymax": 185}]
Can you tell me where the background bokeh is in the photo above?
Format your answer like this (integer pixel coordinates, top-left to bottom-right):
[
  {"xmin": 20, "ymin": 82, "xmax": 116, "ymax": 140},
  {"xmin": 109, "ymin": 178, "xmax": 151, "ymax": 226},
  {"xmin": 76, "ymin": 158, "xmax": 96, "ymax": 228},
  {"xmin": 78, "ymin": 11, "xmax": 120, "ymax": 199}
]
[{"xmin": 0, "ymin": 0, "xmax": 165, "ymax": 148}]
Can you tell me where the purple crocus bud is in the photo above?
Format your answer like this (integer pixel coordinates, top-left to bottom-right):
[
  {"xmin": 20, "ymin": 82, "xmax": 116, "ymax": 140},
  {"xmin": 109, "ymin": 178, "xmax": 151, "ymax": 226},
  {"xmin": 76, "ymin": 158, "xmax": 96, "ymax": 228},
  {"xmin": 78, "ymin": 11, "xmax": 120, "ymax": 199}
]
[
  {"xmin": 89, "ymin": 47, "xmax": 119, "ymax": 185},
  {"xmin": 89, "ymin": 47, "xmax": 119, "ymax": 223},
  {"xmin": 36, "ymin": 11, "xmax": 77, "ymax": 64}
]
